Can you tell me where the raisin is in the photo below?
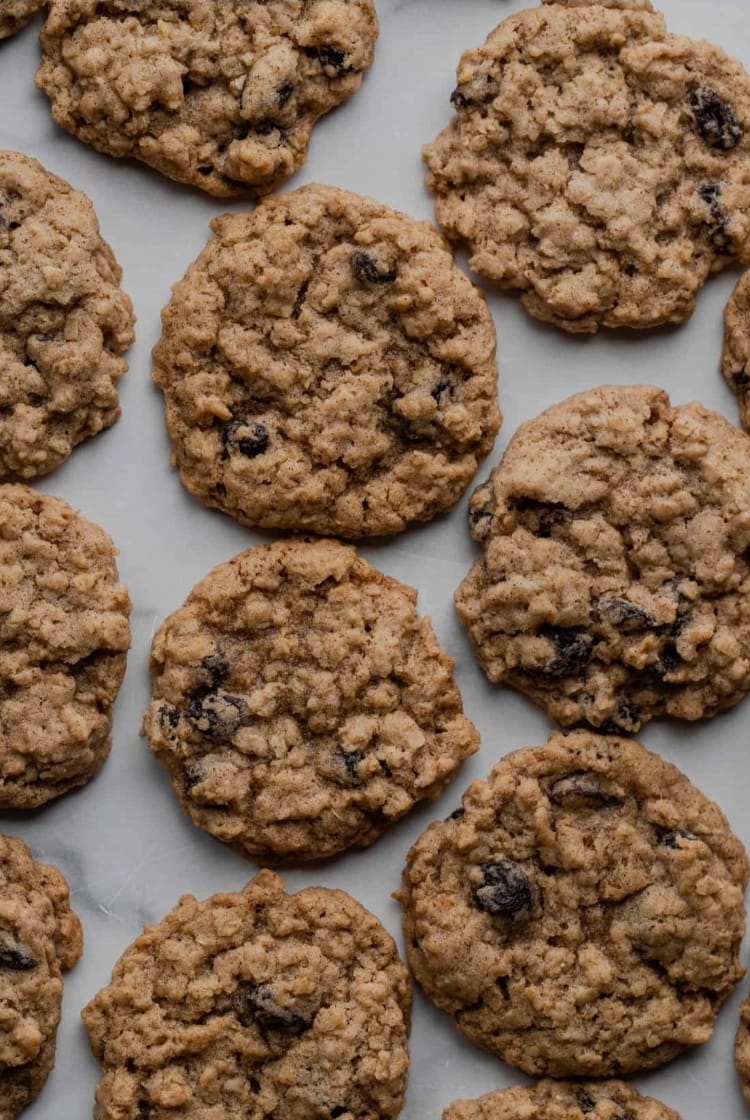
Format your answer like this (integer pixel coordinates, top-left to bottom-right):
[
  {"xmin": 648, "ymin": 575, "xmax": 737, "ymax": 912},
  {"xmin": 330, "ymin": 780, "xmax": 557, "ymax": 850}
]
[
  {"xmin": 469, "ymin": 506, "xmax": 492, "ymax": 532},
  {"xmin": 473, "ymin": 859, "xmax": 531, "ymax": 917},
  {"xmin": 378, "ymin": 759, "xmax": 393, "ymax": 778},
  {"xmin": 431, "ymin": 376, "xmax": 454, "ymax": 402},
  {"xmin": 451, "ymin": 88, "xmax": 470, "ymax": 109},
  {"xmin": 660, "ymin": 829, "xmax": 697, "ymax": 848},
  {"xmin": 183, "ymin": 761, "xmax": 204, "ymax": 792},
  {"xmin": 596, "ymin": 597, "xmax": 654, "ymax": 629},
  {"xmin": 658, "ymin": 642, "xmax": 681, "ymax": 675},
  {"xmin": 689, "ymin": 87, "xmax": 742, "ymax": 149},
  {"xmin": 549, "ymin": 772, "xmax": 612, "ymax": 808},
  {"xmin": 0, "ymin": 942, "xmax": 36, "ymax": 970},
  {"xmin": 277, "ymin": 80, "xmax": 294, "ymax": 105},
  {"xmin": 600, "ymin": 699, "xmax": 641, "ymax": 734},
  {"xmin": 136, "ymin": 1103, "xmax": 153, "ymax": 1119},
  {"xmin": 330, "ymin": 1110, "xmax": 348, "ymax": 1119},
  {"xmin": 697, "ymin": 182, "xmax": 732, "ymax": 253},
  {"xmin": 734, "ymin": 371, "xmax": 750, "ymax": 388},
  {"xmin": 233, "ymin": 983, "xmax": 310, "ymax": 1033},
  {"xmin": 186, "ymin": 692, "xmax": 248, "ymax": 741},
  {"xmin": 158, "ymin": 703, "xmax": 179, "ymax": 731},
  {"xmin": 335, "ymin": 749, "xmax": 364, "ymax": 786},
  {"xmin": 447, "ymin": 807, "xmax": 465, "ymax": 821},
  {"xmin": 579, "ymin": 1095, "xmax": 596, "ymax": 1115},
  {"xmin": 222, "ymin": 420, "xmax": 270, "ymax": 459},
  {"xmin": 539, "ymin": 628, "xmax": 594, "ymax": 677},
  {"xmin": 200, "ymin": 653, "xmax": 229, "ymax": 684},
  {"xmin": 306, "ymin": 45, "xmax": 347, "ymax": 72},
  {"xmin": 350, "ymin": 250, "xmax": 397, "ymax": 285}
]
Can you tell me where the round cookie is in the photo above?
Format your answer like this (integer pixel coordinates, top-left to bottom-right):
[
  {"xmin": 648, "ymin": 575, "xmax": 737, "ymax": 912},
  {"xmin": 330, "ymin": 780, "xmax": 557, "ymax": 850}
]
[
  {"xmin": 456, "ymin": 384, "xmax": 750, "ymax": 732},
  {"xmin": 0, "ymin": 150, "xmax": 134, "ymax": 481},
  {"xmin": 152, "ymin": 184, "xmax": 500, "ymax": 538},
  {"xmin": 36, "ymin": 0, "xmax": 378, "ymax": 197},
  {"xmin": 0, "ymin": 484, "xmax": 132, "ymax": 807},
  {"xmin": 443, "ymin": 1080, "xmax": 681, "ymax": 1120},
  {"xmin": 423, "ymin": 0, "xmax": 750, "ymax": 332},
  {"xmin": 83, "ymin": 869, "xmax": 411, "ymax": 1120},
  {"xmin": 0, "ymin": 832, "xmax": 82, "ymax": 1119},
  {"xmin": 0, "ymin": 0, "xmax": 44, "ymax": 39},
  {"xmin": 722, "ymin": 270, "xmax": 750, "ymax": 429},
  {"xmin": 143, "ymin": 538, "xmax": 479, "ymax": 861},
  {"xmin": 398, "ymin": 729, "xmax": 748, "ymax": 1078}
]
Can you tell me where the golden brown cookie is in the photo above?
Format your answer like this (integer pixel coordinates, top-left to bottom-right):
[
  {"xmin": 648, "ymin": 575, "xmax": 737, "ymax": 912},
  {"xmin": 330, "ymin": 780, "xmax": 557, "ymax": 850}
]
[
  {"xmin": 443, "ymin": 1080, "xmax": 680, "ymax": 1120},
  {"xmin": 0, "ymin": 0, "xmax": 44, "ymax": 39},
  {"xmin": 721, "ymin": 270, "xmax": 750, "ymax": 429},
  {"xmin": 143, "ymin": 538, "xmax": 479, "ymax": 861}
]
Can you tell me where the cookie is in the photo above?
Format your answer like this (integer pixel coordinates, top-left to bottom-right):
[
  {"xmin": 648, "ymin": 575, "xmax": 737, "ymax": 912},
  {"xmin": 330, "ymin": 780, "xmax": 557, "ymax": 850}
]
[
  {"xmin": 721, "ymin": 270, "xmax": 750, "ymax": 429},
  {"xmin": 737, "ymin": 988, "xmax": 750, "ymax": 1106},
  {"xmin": 36, "ymin": 0, "xmax": 378, "ymax": 197},
  {"xmin": 0, "ymin": 484, "xmax": 132, "ymax": 807},
  {"xmin": 0, "ymin": 150, "xmax": 134, "ymax": 481},
  {"xmin": 423, "ymin": 0, "xmax": 750, "ymax": 332},
  {"xmin": 83, "ymin": 869, "xmax": 411, "ymax": 1120},
  {"xmin": 0, "ymin": 0, "xmax": 44, "ymax": 38},
  {"xmin": 0, "ymin": 832, "xmax": 82, "ymax": 1119},
  {"xmin": 455, "ymin": 384, "xmax": 750, "ymax": 732},
  {"xmin": 143, "ymin": 538, "xmax": 479, "ymax": 861},
  {"xmin": 398, "ymin": 729, "xmax": 748, "ymax": 1078},
  {"xmin": 152, "ymin": 184, "xmax": 500, "ymax": 538},
  {"xmin": 443, "ymin": 1080, "xmax": 680, "ymax": 1120}
]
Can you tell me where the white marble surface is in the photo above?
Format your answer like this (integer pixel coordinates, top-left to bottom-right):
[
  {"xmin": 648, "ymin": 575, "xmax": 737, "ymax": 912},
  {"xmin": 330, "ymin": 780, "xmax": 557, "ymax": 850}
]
[{"xmin": 1, "ymin": 1, "xmax": 750, "ymax": 1116}]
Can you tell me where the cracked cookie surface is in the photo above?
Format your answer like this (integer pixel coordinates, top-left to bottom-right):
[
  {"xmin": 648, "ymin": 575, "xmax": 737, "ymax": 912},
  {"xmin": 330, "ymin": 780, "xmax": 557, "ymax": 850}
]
[
  {"xmin": 398, "ymin": 730, "xmax": 747, "ymax": 1078},
  {"xmin": 152, "ymin": 184, "xmax": 500, "ymax": 537},
  {"xmin": 0, "ymin": 484, "xmax": 132, "ymax": 807},
  {"xmin": 0, "ymin": 832, "xmax": 82, "ymax": 1119},
  {"xmin": 423, "ymin": 0, "xmax": 750, "ymax": 332},
  {"xmin": 455, "ymin": 384, "xmax": 750, "ymax": 732},
  {"xmin": 443, "ymin": 1079, "xmax": 680, "ymax": 1120},
  {"xmin": 143, "ymin": 538, "xmax": 478, "ymax": 861},
  {"xmin": 0, "ymin": 150, "xmax": 134, "ymax": 480},
  {"xmin": 0, "ymin": 0, "xmax": 44, "ymax": 38},
  {"xmin": 83, "ymin": 869, "xmax": 411, "ymax": 1120},
  {"xmin": 37, "ymin": 0, "xmax": 378, "ymax": 197},
  {"xmin": 722, "ymin": 270, "xmax": 750, "ymax": 429}
]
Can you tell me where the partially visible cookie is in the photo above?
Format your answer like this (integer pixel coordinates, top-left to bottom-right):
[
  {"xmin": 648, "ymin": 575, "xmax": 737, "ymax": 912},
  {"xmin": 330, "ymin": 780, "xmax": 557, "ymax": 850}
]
[
  {"xmin": 424, "ymin": 1, "xmax": 750, "ymax": 332},
  {"xmin": 0, "ymin": 484, "xmax": 132, "ymax": 807},
  {"xmin": 444, "ymin": 1080, "xmax": 680, "ymax": 1120},
  {"xmin": 398, "ymin": 730, "xmax": 748, "ymax": 1077},
  {"xmin": 0, "ymin": 0, "xmax": 44, "ymax": 39},
  {"xmin": 37, "ymin": 0, "xmax": 378, "ymax": 197},
  {"xmin": 455, "ymin": 384, "xmax": 750, "ymax": 732},
  {"xmin": 722, "ymin": 270, "xmax": 750, "ymax": 428},
  {"xmin": 143, "ymin": 538, "xmax": 479, "ymax": 861},
  {"xmin": 83, "ymin": 869, "xmax": 411, "ymax": 1120},
  {"xmin": 0, "ymin": 832, "xmax": 82, "ymax": 1119},
  {"xmin": 737, "ymin": 988, "xmax": 750, "ymax": 1106},
  {"xmin": 0, "ymin": 150, "xmax": 134, "ymax": 480}
]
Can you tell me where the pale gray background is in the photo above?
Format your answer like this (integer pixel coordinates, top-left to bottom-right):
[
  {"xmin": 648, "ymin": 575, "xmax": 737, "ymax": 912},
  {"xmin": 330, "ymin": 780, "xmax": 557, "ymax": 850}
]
[{"xmin": 1, "ymin": 1, "xmax": 749, "ymax": 1116}]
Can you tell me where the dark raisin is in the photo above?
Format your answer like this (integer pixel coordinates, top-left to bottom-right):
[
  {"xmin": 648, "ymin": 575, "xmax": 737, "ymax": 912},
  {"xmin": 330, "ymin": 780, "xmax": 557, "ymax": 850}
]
[
  {"xmin": 158, "ymin": 703, "xmax": 179, "ymax": 731},
  {"xmin": 599, "ymin": 699, "xmax": 641, "ymax": 734},
  {"xmin": 350, "ymin": 250, "xmax": 397, "ymax": 285},
  {"xmin": 689, "ymin": 87, "xmax": 742, "ymax": 149},
  {"xmin": 450, "ymin": 87, "xmax": 470, "ymax": 109},
  {"xmin": 431, "ymin": 377, "xmax": 454, "ymax": 403},
  {"xmin": 447, "ymin": 807, "xmax": 465, "ymax": 821},
  {"xmin": 0, "ymin": 943, "xmax": 37, "ymax": 970},
  {"xmin": 469, "ymin": 507, "xmax": 492, "ymax": 529},
  {"xmin": 579, "ymin": 1094, "xmax": 596, "ymax": 1115},
  {"xmin": 186, "ymin": 692, "xmax": 248, "ymax": 741},
  {"xmin": 307, "ymin": 44, "xmax": 347, "ymax": 72},
  {"xmin": 277, "ymin": 80, "xmax": 294, "ymax": 105},
  {"xmin": 200, "ymin": 653, "xmax": 229, "ymax": 684},
  {"xmin": 539, "ymin": 628, "xmax": 594, "ymax": 677},
  {"xmin": 136, "ymin": 1102, "xmax": 153, "ymax": 1120},
  {"xmin": 596, "ymin": 597, "xmax": 654, "ymax": 629},
  {"xmin": 249, "ymin": 1077, "xmax": 261, "ymax": 1094},
  {"xmin": 223, "ymin": 420, "xmax": 269, "ymax": 458},
  {"xmin": 697, "ymin": 182, "xmax": 732, "ymax": 253},
  {"xmin": 335, "ymin": 750, "xmax": 364, "ymax": 786},
  {"xmin": 378, "ymin": 759, "xmax": 393, "ymax": 779},
  {"xmin": 658, "ymin": 642, "xmax": 681, "ymax": 674},
  {"xmin": 233, "ymin": 983, "xmax": 310, "ymax": 1033},
  {"xmin": 549, "ymin": 772, "xmax": 611, "ymax": 808},
  {"xmin": 660, "ymin": 829, "xmax": 697, "ymax": 849},
  {"xmin": 183, "ymin": 761, "xmax": 204, "ymax": 792},
  {"xmin": 330, "ymin": 1110, "xmax": 348, "ymax": 1119},
  {"xmin": 734, "ymin": 371, "xmax": 750, "ymax": 388},
  {"xmin": 473, "ymin": 859, "xmax": 532, "ymax": 917},
  {"xmin": 254, "ymin": 120, "xmax": 283, "ymax": 137}
]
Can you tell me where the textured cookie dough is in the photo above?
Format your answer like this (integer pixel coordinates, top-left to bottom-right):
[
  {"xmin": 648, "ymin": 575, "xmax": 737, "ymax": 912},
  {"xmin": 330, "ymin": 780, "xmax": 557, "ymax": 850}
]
[
  {"xmin": 36, "ymin": 0, "xmax": 378, "ymax": 197},
  {"xmin": 722, "ymin": 270, "xmax": 750, "ymax": 429},
  {"xmin": 83, "ymin": 869, "xmax": 411, "ymax": 1120},
  {"xmin": 143, "ymin": 538, "xmax": 479, "ymax": 861},
  {"xmin": 737, "ymin": 988, "xmax": 750, "ymax": 1106},
  {"xmin": 423, "ymin": 0, "xmax": 750, "ymax": 332},
  {"xmin": 0, "ymin": 0, "xmax": 44, "ymax": 38},
  {"xmin": 0, "ymin": 150, "xmax": 134, "ymax": 480},
  {"xmin": 456, "ymin": 384, "xmax": 750, "ymax": 732},
  {"xmin": 0, "ymin": 832, "xmax": 82, "ymax": 1119},
  {"xmin": 0, "ymin": 484, "xmax": 132, "ymax": 808},
  {"xmin": 444, "ymin": 1080, "xmax": 680, "ymax": 1120},
  {"xmin": 398, "ymin": 730, "xmax": 748, "ymax": 1078}
]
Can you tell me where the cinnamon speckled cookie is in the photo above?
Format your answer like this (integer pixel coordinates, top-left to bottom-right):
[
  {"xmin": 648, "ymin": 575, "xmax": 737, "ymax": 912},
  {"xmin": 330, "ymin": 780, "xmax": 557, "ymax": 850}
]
[
  {"xmin": 143, "ymin": 538, "xmax": 479, "ymax": 861},
  {"xmin": 722, "ymin": 270, "xmax": 750, "ymax": 429},
  {"xmin": 152, "ymin": 184, "xmax": 500, "ymax": 538},
  {"xmin": 423, "ymin": 0, "xmax": 750, "ymax": 332},
  {"xmin": 0, "ymin": 484, "xmax": 131, "ymax": 807},
  {"xmin": 443, "ymin": 1080, "xmax": 680, "ymax": 1120},
  {"xmin": 455, "ymin": 384, "xmax": 750, "ymax": 733},
  {"xmin": 398, "ymin": 730, "xmax": 748, "ymax": 1078},
  {"xmin": 36, "ymin": 0, "xmax": 378, "ymax": 197},
  {"xmin": 0, "ymin": 0, "xmax": 44, "ymax": 38},
  {"xmin": 0, "ymin": 150, "xmax": 134, "ymax": 481},
  {"xmin": 0, "ymin": 832, "xmax": 82, "ymax": 1119},
  {"xmin": 83, "ymin": 869, "xmax": 411, "ymax": 1120}
]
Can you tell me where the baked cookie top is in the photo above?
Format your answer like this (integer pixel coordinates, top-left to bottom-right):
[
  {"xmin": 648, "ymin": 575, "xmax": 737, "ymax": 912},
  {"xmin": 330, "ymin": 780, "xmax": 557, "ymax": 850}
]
[
  {"xmin": 36, "ymin": 0, "xmax": 378, "ymax": 197},
  {"xmin": 0, "ymin": 0, "xmax": 44, "ymax": 39},
  {"xmin": 456, "ymin": 384, "xmax": 750, "ymax": 732},
  {"xmin": 0, "ymin": 832, "xmax": 82, "ymax": 1119},
  {"xmin": 0, "ymin": 484, "xmax": 132, "ymax": 807},
  {"xmin": 444, "ymin": 1080, "xmax": 680, "ymax": 1120},
  {"xmin": 398, "ymin": 729, "xmax": 748, "ymax": 1078},
  {"xmin": 143, "ymin": 538, "xmax": 479, "ymax": 861},
  {"xmin": 83, "ymin": 869, "xmax": 411, "ymax": 1120},
  {"xmin": 0, "ymin": 150, "xmax": 134, "ymax": 481},
  {"xmin": 152, "ymin": 184, "xmax": 500, "ymax": 538},
  {"xmin": 423, "ymin": 0, "xmax": 750, "ymax": 332},
  {"xmin": 722, "ymin": 270, "xmax": 750, "ymax": 429}
]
